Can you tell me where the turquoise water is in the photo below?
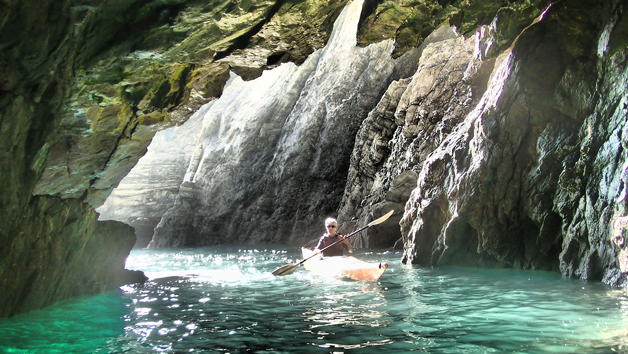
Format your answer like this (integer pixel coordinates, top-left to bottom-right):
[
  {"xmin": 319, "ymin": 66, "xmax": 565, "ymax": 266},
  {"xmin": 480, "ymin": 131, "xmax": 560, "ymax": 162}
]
[{"xmin": 1, "ymin": 246, "xmax": 627, "ymax": 354}]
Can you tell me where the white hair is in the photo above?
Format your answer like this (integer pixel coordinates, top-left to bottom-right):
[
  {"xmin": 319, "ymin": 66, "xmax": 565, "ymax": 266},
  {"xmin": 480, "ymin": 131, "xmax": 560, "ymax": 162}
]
[{"xmin": 325, "ymin": 217, "xmax": 338, "ymax": 226}]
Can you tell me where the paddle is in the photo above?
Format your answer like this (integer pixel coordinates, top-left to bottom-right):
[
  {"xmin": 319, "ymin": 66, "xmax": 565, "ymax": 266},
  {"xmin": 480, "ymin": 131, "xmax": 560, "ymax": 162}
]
[{"xmin": 271, "ymin": 210, "xmax": 394, "ymax": 276}]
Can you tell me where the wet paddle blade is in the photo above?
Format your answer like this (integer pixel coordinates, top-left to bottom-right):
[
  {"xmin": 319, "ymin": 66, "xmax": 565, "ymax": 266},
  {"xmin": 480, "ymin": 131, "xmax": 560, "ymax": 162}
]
[{"xmin": 272, "ymin": 263, "xmax": 298, "ymax": 276}]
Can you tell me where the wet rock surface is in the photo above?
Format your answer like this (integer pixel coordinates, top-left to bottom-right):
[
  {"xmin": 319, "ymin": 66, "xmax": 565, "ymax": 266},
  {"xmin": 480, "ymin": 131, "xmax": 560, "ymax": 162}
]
[
  {"xmin": 1, "ymin": 0, "xmax": 627, "ymax": 318},
  {"xmin": 397, "ymin": 1, "xmax": 628, "ymax": 287},
  {"xmin": 148, "ymin": 0, "xmax": 423, "ymax": 248},
  {"xmin": 338, "ymin": 25, "xmax": 492, "ymax": 248}
]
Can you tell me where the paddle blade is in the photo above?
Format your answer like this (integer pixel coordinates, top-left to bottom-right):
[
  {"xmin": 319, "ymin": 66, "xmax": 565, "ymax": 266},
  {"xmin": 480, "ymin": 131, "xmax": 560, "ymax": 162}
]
[
  {"xmin": 368, "ymin": 210, "xmax": 394, "ymax": 227},
  {"xmin": 272, "ymin": 263, "xmax": 298, "ymax": 276}
]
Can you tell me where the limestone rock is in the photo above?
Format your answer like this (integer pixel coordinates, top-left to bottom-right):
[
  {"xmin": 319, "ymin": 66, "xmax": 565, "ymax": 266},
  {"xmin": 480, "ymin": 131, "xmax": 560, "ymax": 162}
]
[
  {"xmin": 149, "ymin": 0, "xmax": 423, "ymax": 248},
  {"xmin": 398, "ymin": 1, "xmax": 628, "ymax": 287},
  {"xmin": 338, "ymin": 25, "xmax": 493, "ymax": 249}
]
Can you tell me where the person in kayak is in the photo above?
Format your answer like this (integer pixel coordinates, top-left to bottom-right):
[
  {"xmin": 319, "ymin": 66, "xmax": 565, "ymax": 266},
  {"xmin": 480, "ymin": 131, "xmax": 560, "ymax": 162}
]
[{"xmin": 314, "ymin": 218, "xmax": 353, "ymax": 257}]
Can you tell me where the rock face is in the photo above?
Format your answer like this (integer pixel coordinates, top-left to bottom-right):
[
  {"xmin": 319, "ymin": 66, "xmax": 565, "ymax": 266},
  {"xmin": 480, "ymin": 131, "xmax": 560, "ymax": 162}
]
[
  {"xmin": 96, "ymin": 105, "xmax": 208, "ymax": 248},
  {"xmin": 149, "ymin": 0, "xmax": 422, "ymax": 247},
  {"xmin": 396, "ymin": 2, "xmax": 628, "ymax": 286},
  {"xmin": 1, "ymin": 0, "xmax": 628, "ymax": 318},
  {"xmin": 338, "ymin": 25, "xmax": 493, "ymax": 248},
  {"xmin": 0, "ymin": 196, "xmax": 142, "ymax": 318},
  {"xmin": 0, "ymin": 0, "xmax": 352, "ymax": 318}
]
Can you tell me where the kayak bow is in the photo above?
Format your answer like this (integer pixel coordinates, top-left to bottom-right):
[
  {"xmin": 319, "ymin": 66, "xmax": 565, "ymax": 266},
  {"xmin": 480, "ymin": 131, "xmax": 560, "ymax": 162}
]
[{"xmin": 301, "ymin": 248, "xmax": 388, "ymax": 281}]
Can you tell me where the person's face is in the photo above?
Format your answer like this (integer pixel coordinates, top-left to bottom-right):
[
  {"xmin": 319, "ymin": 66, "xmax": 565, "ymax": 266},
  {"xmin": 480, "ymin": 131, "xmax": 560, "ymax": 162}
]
[{"xmin": 326, "ymin": 222, "xmax": 338, "ymax": 236}]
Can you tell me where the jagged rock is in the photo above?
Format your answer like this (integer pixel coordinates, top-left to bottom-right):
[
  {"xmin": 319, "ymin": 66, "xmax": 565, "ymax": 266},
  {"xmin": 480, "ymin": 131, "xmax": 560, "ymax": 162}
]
[
  {"xmin": 338, "ymin": 25, "xmax": 493, "ymax": 248},
  {"xmin": 558, "ymin": 47, "xmax": 628, "ymax": 285},
  {"xmin": 149, "ymin": 0, "xmax": 423, "ymax": 248},
  {"xmin": 398, "ymin": 1, "xmax": 628, "ymax": 287},
  {"xmin": 97, "ymin": 104, "xmax": 208, "ymax": 248}
]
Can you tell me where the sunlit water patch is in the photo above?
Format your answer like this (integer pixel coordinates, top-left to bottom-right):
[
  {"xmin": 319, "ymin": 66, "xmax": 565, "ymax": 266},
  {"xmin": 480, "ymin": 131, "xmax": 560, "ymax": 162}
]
[{"xmin": 1, "ymin": 246, "xmax": 627, "ymax": 353}]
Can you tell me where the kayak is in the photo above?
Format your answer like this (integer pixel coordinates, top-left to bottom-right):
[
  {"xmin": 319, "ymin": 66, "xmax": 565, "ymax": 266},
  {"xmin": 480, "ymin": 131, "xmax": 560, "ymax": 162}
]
[{"xmin": 301, "ymin": 248, "xmax": 388, "ymax": 281}]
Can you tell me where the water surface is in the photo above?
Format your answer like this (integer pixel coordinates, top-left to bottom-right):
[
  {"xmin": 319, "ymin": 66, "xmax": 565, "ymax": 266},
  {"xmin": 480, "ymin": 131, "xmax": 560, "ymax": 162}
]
[{"xmin": 1, "ymin": 246, "xmax": 627, "ymax": 353}]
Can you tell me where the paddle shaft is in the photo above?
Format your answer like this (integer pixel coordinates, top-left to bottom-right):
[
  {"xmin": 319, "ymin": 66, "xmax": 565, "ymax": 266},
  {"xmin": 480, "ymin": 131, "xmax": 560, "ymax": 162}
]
[
  {"xmin": 271, "ymin": 210, "xmax": 394, "ymax": 276},
  {"xmin": 296, "ymin": 224, "xmax": 368, "ymax": 266}
]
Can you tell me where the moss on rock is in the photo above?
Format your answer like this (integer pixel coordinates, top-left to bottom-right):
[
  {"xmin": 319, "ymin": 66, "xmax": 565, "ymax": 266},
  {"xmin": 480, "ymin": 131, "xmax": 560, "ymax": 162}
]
[{"xmin": 357, "ymin": 0, "xmax": 552, "ymax": 58}]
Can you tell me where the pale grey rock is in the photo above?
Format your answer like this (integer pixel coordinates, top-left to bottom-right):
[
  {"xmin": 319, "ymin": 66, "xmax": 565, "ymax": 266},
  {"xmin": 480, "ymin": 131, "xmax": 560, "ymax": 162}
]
[
  {"xmin": 398, "ymin": 14, "xmax": 628, "ymax": 286},
  {"xmin": 96, "ymin": 103, "xmax": 209, "ymax": 247},
  {"xmin": 338, "ymin": 26, "xmax": 494, "ymax": 249},
  {"xmin": 148, "ymin": 0, "xmax": 422, "ymax": 248}
]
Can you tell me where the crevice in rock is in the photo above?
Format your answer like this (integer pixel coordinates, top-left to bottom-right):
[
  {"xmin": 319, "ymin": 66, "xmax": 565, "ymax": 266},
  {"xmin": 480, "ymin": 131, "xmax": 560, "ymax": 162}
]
[{"xmin": 213, "ymin": 0, "xmax": 287, "ymax": 61}]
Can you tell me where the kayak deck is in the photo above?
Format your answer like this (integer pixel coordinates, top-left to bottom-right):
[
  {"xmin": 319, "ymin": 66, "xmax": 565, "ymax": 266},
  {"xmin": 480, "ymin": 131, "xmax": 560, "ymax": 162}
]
[{"xmin": 301, "ymin": 248, "xmax": 388, "ymax": 281}]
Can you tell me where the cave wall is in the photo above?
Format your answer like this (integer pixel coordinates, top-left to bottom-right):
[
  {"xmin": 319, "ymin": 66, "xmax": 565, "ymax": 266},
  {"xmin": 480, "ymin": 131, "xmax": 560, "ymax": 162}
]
[
  {"xmin": 0, "ymin": 0, "xmax": 364, "ymax": 317},
  {"xmin": 1, "ymin": 0, "xmax": 627, "ymax": 318},
  {"xmin": 337, "ymin": 24, "xmax": 493, "ymax": 247},
  {"xmin": 0, "ymin": 0, "xmax": 351, "ymax": 317},
  {"xmin": 395, "ymin": 1, "xmax": 628, "ymax": 286},
  {"xmin": 0, "ymin": 0, "xmax": 142, "ymax": 318},
  {"xmin": 148, "ymin": 0, "xmax": 424, "ymax": 248},
  {"xmin": 336, "ymin": 0, "xmax": 628, "ymax": 287}
]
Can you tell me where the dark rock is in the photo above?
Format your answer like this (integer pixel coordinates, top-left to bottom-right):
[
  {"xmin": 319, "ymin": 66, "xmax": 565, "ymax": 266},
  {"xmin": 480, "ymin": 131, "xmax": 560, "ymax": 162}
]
[
  {"xmin": 0, "ymin": 198, "xmax": 136, "ymax": 317},
  {"xmin": 399, "ymin": 0, "xmax": 628, "ymax": 287},
  {"xmin": 120, "ymin": 269, "xmax": 148, "ymax": 285},
  {"xmin": 2, "ymin": 0, "xmax": 628, "ymax": 320}
]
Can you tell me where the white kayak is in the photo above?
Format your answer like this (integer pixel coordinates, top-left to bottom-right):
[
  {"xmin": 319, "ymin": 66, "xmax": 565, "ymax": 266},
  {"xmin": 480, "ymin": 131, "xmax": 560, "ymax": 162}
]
[{"xmin": 301, "ymin": 248, "xmax": 388, "ymax": 281}]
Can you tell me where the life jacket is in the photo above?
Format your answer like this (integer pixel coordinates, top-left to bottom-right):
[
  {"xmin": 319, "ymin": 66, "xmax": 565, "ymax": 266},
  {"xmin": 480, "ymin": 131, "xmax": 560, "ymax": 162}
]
[{"xmin": 316, "ymin": 234, "xmax": 347, "ymax": 257}]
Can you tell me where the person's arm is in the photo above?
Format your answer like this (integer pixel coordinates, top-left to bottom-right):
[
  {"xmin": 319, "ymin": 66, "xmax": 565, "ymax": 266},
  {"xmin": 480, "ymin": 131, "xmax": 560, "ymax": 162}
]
[
  {"xmin": 342, "ymin": 237, "xmax": 353, "ymax": 253},
  {"xmin": 313, "ymin": 237, "xmax": 324, "ymax": 255}
]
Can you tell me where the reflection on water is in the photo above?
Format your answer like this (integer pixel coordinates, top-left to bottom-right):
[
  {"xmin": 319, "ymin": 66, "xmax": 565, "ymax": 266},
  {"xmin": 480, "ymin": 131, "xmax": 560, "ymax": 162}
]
[{"xmin": 0, "ymin": 246, "xmax": 627, "ymax": 354}]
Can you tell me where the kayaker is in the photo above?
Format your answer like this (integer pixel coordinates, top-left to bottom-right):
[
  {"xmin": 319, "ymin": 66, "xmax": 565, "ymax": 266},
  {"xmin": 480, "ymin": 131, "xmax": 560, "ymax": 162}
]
[{"xmin": 314, "ymin": 218, "xmax": 353, "ymax": 257}]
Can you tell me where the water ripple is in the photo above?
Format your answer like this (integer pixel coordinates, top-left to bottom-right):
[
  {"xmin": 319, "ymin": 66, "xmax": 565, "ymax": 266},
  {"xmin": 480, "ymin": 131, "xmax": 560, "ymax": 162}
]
[{"xmin": 1, "ymin": 246, "xmax": 627, "ymax": 353}]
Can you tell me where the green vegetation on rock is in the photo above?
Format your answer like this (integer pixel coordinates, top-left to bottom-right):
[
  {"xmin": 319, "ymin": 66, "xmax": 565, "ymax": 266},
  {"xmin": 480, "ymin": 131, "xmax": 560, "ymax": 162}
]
[{"xmin": 357, "ymin": 0, "xmax": 552, "ymax": 58}]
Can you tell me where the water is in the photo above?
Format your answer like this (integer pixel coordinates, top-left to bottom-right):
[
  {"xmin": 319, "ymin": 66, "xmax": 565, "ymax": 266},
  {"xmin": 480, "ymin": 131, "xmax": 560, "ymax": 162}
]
[{"xmin": 1, "ymin": 247, "xmax": 627, "ymax": 354}]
